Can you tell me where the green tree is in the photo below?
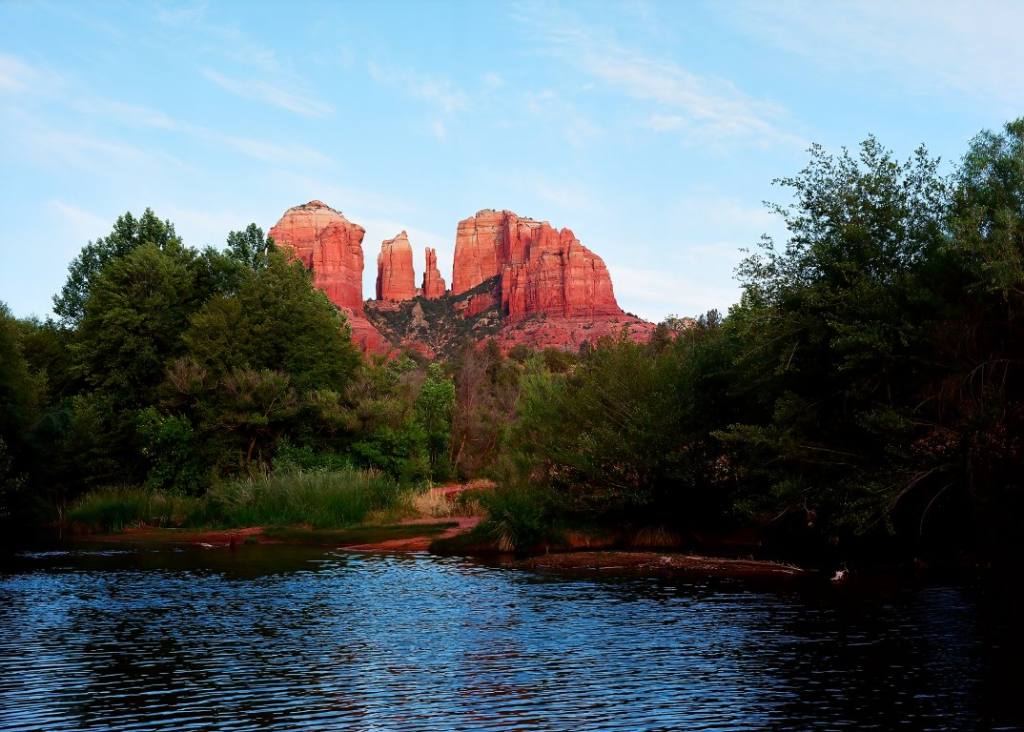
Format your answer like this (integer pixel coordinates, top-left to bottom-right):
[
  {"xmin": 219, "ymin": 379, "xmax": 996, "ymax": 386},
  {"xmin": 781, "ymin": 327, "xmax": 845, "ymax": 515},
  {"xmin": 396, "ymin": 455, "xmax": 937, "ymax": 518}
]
[
  {"xmin": 54, "ymin": 209, "xmax": 182, "ymax": 326},
  {"xmin": 720, "ymin": 136, "xmax": 951, "ymax": 545},
  {"xmin": 510, "ymin": 326, "xmax": 738, "ymax": 525},
  {"xmin": 415, "ymin": 362, "xmax": 455, "ymax": 480},
  {"xmin": 0, "ymin": 303, "xmax": 42, "ymax": 451},
  {"xmin": 226, "ymin": 223, "xmax": 276, "ymax": 272},
  {"xmin": 73, "ymin": 244, "xmax": 199, "ymax": 408},
  {"xmin": 0, "ymin": 305, "xmax": 42, "ymax": 527},
  {"xmin": 184, "ymin": 251, "xmax": 359, "ymax": 392},
  {"xmin": 930, "ymin": 118, "xmax": 1024, "ymax": 554}
]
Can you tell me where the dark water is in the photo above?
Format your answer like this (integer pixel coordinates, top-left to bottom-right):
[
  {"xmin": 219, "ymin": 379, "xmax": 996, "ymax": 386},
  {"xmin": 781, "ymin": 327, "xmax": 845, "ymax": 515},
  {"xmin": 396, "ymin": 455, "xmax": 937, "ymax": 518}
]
[{"xmin": 0, "ymin": 546, "xmax": 1020, "ymax": 731}]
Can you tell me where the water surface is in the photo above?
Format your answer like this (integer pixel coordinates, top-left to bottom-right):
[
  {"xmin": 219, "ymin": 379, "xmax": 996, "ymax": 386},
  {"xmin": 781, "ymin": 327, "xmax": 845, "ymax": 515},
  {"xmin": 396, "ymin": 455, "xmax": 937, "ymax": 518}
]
[{"xmin": 0, "ymin": 545, "xmax": 1019, "ymax": 730}]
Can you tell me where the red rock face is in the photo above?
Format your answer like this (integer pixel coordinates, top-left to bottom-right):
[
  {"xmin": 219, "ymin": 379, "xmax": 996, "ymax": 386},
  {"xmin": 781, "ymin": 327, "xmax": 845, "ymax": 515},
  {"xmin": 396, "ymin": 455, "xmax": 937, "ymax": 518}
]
[
  {"xmin": 421, "ymin": 247, "xmax": 446, "ymax": 299},
  {"xmin": 492, "ymin": 316, "xmax": 655, "ymax": 353},
  {"xmin": 501, "ymin": 228, "xmax": 623, "ymax": 323},
  {"xmin": 451, "ymin": 209, "xmax": 624, "ymax": 322},
  {"xmin": 347, "ymin": 315, "xmax": 390, "ymax": 355},
  {"xmin": 269, "ymin": 200, "xmax": 367, "ymax": 313},
  {"xmin": 269, "ymin": 200, "xmax": 389, "ymax": 355},
  {"xmin": 272, "ymin": 201, "xmax": 651, "ymax": 357},
  {"xmin": 451, "ymin": 210, "xmax": 509, "ymax": 296},
  {"xmin": 375, "ymin": 231, "xmax": 417, "ymax": 302}
]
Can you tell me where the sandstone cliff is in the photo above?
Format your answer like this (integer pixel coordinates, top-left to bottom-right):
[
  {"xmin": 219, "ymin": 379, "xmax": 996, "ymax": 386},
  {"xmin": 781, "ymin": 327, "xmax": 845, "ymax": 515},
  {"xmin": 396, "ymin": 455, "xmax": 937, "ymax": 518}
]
[
  {"xmin": 269, "ymin": 200, "xmax": 366, "ymax": 313},
  {"xmin": 271, "ymin": 201, "xmax": 653, "ymax": 357},
  {"xmin": 421, "ymin": 247, "xmax": 446, "ymax": 299},
  {"xmin": 268, "ymin": 200, "xmax": 388, "ymax": 354},
  {"xmin": 376, "ymin": 231, "xmax": 417, "ymax": 302},
  {"xmin": 451, "ymin": 209, "xmax": 627, "ymax": 321}
]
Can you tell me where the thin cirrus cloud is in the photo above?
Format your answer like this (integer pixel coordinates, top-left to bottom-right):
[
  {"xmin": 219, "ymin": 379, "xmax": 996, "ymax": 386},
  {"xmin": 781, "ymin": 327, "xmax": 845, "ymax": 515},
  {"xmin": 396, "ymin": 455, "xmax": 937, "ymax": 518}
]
[
  {"xmin": 517, "ymin": 9, "xmax": 804, "ymax": 149},
  {"xmin": 94, "ymin": 99, "xmax": 330, "ymax": 165},
  {"xmin": 0, "ymin": 52, "xmax": 330, "ymax": 169},
  {"xmin": 584, "ymin": 52, "xmax": 801, "ymax": 147},
  {"xmin": 728, "ymin": 0, "xmax": 1024, "ymax": 109},
  {"xmin": 49, "ymin": 200, "xmax": 110, "ymax": 242},
  {"xmin": 0, "ymin": 53, "xmax": 66, "ymax": 95},
  {"xmin": 46, "ymin": 81, "xmax": 331, "ymax": 168},
  {"xmin": 201, "ymin": 68, "xmax": 332, "ymax": 117},
  {"xmin": 524, "ymin": 89, "xmax": 603, "ymax": 147},
  {"xmin": 0, "ymin": 53, "xmax": 39, "ymax": 90},
  {"xmin": 367, "ymin": 62, "xmax": 469, "ymax": 115},
  {"xmin": 28, "ymin": 130, "xmax": 189, "ymax": 171}
]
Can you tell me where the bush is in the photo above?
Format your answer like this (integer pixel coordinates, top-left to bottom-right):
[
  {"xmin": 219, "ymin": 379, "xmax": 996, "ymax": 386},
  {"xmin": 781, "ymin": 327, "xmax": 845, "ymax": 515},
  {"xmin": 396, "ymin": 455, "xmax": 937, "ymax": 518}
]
[
  {"xmin": 480, "ymin": 482, "xmax": 557, "ymax": 552},
  {"xmin": 272, "ymin": 440, "xmax": 352, "ymax": 473}
]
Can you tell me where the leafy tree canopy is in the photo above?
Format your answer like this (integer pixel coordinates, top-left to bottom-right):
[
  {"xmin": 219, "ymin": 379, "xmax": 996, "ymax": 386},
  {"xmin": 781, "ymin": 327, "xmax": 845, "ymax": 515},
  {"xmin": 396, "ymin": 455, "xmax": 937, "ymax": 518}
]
[{"xmin": 54, "ymin": 209, "xmax": 183, "ymax": 326}]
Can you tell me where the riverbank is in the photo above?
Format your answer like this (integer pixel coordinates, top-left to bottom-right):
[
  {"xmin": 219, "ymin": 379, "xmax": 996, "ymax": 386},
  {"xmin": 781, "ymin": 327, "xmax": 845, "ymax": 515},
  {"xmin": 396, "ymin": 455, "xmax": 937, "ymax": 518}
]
[
  {"xmin": 71, "ymin": 480, "xmax": 485, "ymax": 550},
  {"xmin": 68, "ymin": 479, "xmax": 822, "ymax": 580},
  {"xmin": 81, "ymin": 519, "xmax": 464, "ymax": 550},
  {"xmin": 78, "ymin": 518, "xmax": 817, "ymax": 582}
]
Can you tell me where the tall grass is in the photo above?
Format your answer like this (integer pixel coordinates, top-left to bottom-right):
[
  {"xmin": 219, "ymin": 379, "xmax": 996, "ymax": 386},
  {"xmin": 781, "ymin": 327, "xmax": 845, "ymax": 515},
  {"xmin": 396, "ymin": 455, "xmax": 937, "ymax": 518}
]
[
  {"xmin": 69, "ymin": 468, "xmax": 405, "ymax": 533},
  {"xmin": 69, "ymin": 486, "xmax": 204, "ymax": 532},
  {"xmin": 205, "ymin": 468, "xmax": 403, "ymax": 528}
]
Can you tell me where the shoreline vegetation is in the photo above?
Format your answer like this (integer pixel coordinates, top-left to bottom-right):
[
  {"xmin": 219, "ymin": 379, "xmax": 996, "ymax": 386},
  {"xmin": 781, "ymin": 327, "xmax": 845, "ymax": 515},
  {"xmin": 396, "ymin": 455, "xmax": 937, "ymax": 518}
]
[
  {"xmin": 65, "ymin": 477, "xmax": 812, "ymax": 580},
  {"xmin": 6, "ymin": 120, "xmax": 1024, "ymax": 578}
]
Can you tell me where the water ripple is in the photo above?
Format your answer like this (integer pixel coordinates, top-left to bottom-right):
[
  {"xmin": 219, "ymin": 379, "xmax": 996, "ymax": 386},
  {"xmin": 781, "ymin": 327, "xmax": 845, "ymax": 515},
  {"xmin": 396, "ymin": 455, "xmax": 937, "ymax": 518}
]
[{"xmin": 0, "ymin": 547, "xmax": 1018, "ymax": 731}]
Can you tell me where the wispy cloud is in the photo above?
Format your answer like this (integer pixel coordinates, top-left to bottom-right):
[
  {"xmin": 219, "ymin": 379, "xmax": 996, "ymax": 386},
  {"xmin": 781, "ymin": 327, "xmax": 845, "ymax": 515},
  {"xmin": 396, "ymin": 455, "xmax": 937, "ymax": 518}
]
[
  {"xmin": 727, "ymin": 1, "xmax": 1024, "ymax": 110},
  {"xmin": 49, "ymin": 200, "xmax": 108, "ymax": 241},
  {"xmin": 0, "ymin": 54, "xmax": 39, "ymax": 91},
  {"xmin": 524, "ymin": 89, "xmax": 603, "ymax": 147},
  {"xmin": 73, "ymin": 98, "xmax": 181, "ymax": 130},
  {"xmin": 25, "ymin": 91, "xmax": 331, "ymax": 169},
  {"xmin": 516, "ymin": 5, "xmax": 804, "ymax": 148},
  {"xmin": 68, "ymin": 93, "xmax": 331, "ymax": 166},
  {"xmin": 217, "ymin": 134, "xmax": 329, "ymax": 165},
  {"xmin": 529, "ymin": 177, "xmax": 592, "ymax": 211},
  {"xmin": 367, "ymin": 62, "xmax": 468, "ymax": 114},
  {"xmin": 605, "ymin": 193, "xmax": 783, "ymax": 319},
  {"xmin": 0, "ymin": 53, "xmax": 64, "ymax": 95},
  {"xmin": 159, "ymin": 205, "xmax": 261, "ymax": 248},
  {"xmin": 671, "ymin": 194, "xmax": 778, "ymax": 238},
  {"xmin": 202, "ymin": 68, "xmax": 332, "ymax": 117},
  {"xmin": 156, "ymin": 2, "xmax": 283, "ymax": 75},
  {"xmin": 30, "ymin": 130, "xmax": 187, "ymax": 169},
  {"xmin": 429, "ymin": 119, "xmax": 447, "ymax": 141}
]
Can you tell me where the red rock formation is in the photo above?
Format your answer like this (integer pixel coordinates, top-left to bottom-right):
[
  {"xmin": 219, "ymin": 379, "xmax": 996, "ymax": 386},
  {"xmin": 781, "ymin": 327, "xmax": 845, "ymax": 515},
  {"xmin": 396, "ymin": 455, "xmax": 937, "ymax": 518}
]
[
  {"xmin": 456, "ymin": 293, "xmax": 496, "ymax": 319},
  {"xmin": 347, "ymin": 316, "xmax": 390, "ymax": 354},
  {"xmin": 492, "ymin": 316, "xmax": 655, "ymax": 353},
  {"xmin": 451, "ymin": 209, "xmax": 624, "ymax": 322},
  {"xmin": 269, "ymin": 200, "xmax": 366, "ymax": 313},
  {"xmin": 451, "ymin": 209, "xmax": 516, "ymax": 295},
  {"xmin": 272, "ymin": 201, "xmax": 651, "ymax": 357},
  {"xmin": 269, "ymin": 200, "xmax": 389, "ymax": 355},
  {"xmin": 421, "ymin": 247, "xmax": 446, "ymax": 299},
  {"xmin": 375, "ymin": 231, "xmax": 416, "ymax": 302},
  {"xmin": 501, "ymin": 228, "xmax": 622, "ymax": 322}
]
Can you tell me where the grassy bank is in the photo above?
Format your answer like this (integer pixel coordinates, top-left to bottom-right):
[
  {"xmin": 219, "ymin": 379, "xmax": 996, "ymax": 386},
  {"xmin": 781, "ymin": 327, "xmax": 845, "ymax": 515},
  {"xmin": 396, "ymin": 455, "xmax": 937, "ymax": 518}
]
[{"xmin": 68, "ymin": 468, "xmax": 409, "ymax": 533}]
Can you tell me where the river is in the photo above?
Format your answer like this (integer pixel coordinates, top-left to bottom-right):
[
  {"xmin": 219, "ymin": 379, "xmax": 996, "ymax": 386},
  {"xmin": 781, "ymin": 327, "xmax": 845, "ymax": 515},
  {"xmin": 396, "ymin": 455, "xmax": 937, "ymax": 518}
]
[{"xmin": 0, "ymin": 545, "xmax": 1019, "ymax": 730}]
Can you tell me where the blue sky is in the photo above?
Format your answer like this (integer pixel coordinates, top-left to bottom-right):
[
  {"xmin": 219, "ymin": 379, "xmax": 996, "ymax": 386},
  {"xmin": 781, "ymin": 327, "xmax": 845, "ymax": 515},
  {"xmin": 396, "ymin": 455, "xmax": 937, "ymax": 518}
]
[{"xmin": 2, "ymin": 1, "xmax": 1021, "ymax": 322}]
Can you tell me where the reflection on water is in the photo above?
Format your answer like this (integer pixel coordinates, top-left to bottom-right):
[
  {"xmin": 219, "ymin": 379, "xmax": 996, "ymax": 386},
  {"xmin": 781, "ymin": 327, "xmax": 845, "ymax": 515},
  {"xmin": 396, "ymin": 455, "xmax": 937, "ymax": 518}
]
[{"xmin": 0, "ymin": 546, "xmax": 1019, "ymax": 731}]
